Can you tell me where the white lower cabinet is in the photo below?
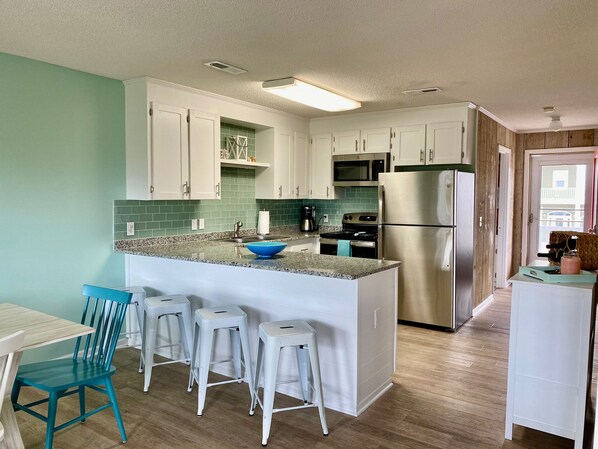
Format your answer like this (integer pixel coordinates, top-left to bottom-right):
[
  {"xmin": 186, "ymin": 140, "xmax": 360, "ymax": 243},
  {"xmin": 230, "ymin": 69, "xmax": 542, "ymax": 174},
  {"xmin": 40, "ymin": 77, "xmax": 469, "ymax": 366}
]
[
  {"xmin": 285, "ymin": 237, "xmax": 320, "ymax": 254},
  {"xmin": 505, "ymin": 275, "xmax": 596, "ymax": 449}
]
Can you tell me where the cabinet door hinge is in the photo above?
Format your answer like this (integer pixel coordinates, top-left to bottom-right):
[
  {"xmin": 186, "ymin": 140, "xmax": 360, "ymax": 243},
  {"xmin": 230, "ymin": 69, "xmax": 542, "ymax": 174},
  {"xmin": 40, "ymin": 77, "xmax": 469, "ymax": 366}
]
[
  {"xmin": 150, "ymin": 185, "xmax": 154, "ymax": 193},
  {"xmin": 149, "ymin": 107, "xmax": 153, "ymax": 116},
  {"xmin": 462, "ymin": 151, "xmax": 465, "ymax": 158},
  {"xmin": 310, "ymin": 138, "xmax": 313, "ymax": 145},
  {"xmin": 462, "ymin": 126, "xmax": 465, "ymax": 133},
  {"xmin": 390, "ymin": 143, "xmax": 393, "ymax": 149},
  {"xmin": 187, "ymin": 114, "xmax": 190, "ymax": 123}
]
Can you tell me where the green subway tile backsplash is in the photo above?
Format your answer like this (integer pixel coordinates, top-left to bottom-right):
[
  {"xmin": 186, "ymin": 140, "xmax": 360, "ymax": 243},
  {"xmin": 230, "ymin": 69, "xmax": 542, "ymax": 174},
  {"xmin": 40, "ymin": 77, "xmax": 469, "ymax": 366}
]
[{"xmin": 114, "ymin": 124, "xmax": 378, "ymax": 239}]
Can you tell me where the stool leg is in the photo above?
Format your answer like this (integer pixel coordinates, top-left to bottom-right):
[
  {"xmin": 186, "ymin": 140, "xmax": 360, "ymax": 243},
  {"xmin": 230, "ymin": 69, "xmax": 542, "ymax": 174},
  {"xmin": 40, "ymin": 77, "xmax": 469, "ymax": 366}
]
[
  {"xmin": 250, "ymin": 338, "xmax": 264, "ymax": 416},
  {"xmin": 197, "ymin": 324, "xmax": 214, "ymax": 416},
  {"xmin": 134, "ymin": 302, "xmax": 145, "ymax": 368},
  {"xmin": 139, "ymin": 309, "xmax": 147, "ymax": 374},
  {"xmin": 238, "ymin": 319, "xmax": 255, "ymax": 404},
  {"xmin": 230, "ymin": 328, "xmax": 242, "ymax": 381},
  {"xmin": 307, "ymin": 337, "xmax": 328, "ymax": 436},
  {"xmin": 187, "ymin": 320, "xmax": 201, "ymax": 392},
  {"xmin": 143, "ymin": 312, "xmax": 158, "ymax": 393},
  {"xmin": 261, "ymin": 343, "xmax": 281, "ymax": 446},
  {"xmin": 295, "ymin": 345, "xmax": 310, "ymax": 404},
  {"xmin": 177, "ymin": 305, "xmax": 193, "ymax": 362}
]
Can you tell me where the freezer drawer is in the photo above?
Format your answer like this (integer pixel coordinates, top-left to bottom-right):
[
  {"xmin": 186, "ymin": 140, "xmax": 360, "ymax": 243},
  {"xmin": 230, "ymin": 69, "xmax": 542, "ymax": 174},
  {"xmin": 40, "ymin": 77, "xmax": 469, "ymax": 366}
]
[{"xmin": 382, "ymin": 225, "xmax": 454, "ymax": 328}]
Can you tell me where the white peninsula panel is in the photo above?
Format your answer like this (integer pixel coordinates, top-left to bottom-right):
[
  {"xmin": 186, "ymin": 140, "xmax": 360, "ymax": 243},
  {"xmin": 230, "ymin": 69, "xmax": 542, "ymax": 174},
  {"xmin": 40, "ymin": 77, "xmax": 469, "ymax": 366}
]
[{"xmin": 125, "ymin": 254, "xmax": 398, "ymax": 416}]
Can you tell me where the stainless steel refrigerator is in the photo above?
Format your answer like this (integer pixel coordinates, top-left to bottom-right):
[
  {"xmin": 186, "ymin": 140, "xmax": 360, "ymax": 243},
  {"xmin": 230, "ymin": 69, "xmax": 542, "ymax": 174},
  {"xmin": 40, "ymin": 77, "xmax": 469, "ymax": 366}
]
[{"xmin": 378, "ymin": 170, "xmax": 474, "ymax": 330}]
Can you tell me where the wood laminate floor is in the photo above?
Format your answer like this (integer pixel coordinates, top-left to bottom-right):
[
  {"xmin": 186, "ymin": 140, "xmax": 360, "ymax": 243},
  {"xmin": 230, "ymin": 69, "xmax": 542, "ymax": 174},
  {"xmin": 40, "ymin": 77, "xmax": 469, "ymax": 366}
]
[{"xmin": 16, "ymin": 288, "xmax": 587, "ymax": 448}]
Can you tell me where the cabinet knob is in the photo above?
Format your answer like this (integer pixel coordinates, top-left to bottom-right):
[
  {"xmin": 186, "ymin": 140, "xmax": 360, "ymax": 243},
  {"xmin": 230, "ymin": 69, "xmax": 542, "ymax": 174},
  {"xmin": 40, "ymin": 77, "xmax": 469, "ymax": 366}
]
[
  {"xmin": 363, "ymin": 139, "xmax": 366, "ymax": 152},
  {"xmin": 183, "ymin": 182, "xmax": 189, "ymax": 195},
  {"xmin": 326, "ymin": 186, "xmax": 330, "ymax": 197},
  {"xmin": 279, "ymin": 185, "xmax": 282, "ymax": 197},
  {"xmin": 429, "ymin": 149, "xmax": 433, "ymax": 162},
  {"xmin": 216, "ymin": 182, "xmax": 220, "ymax": 197},
  {"xmin": 355, "ymin": 140, "xmax": 358, "ymax": 152},
  {"xmin": 296, "ymin": 186, "xmax": 299, "ymax": 196},
  {"xmin": 419, "ymin": 150, "xmax": 424, "ymax": 163}
]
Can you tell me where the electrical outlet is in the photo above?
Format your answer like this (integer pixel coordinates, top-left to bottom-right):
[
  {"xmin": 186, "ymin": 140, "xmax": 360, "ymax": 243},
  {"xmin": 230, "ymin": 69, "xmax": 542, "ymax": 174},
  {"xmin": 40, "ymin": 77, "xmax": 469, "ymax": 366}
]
[
  {"xmin": 323, "ymin": 214, "xmax": 329, "ymax": 223},
  {"xmin": 126, "ymin": 222, "xmax": 135, "ymax": 236},
  {"xmin": 191, "ymin": 219, "xmax": 198, "ymax": 231},
  {"xmin": 199, "ymin": 218, "xmax": 205, "ymax": 229}
]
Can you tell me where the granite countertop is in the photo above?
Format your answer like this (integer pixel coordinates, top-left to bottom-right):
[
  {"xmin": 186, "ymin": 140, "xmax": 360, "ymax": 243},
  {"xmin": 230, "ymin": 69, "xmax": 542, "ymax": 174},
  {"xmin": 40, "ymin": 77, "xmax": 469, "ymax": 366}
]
[{"xmin": 114, "ymin": 227, "xmax": 400, "ymax": 280}]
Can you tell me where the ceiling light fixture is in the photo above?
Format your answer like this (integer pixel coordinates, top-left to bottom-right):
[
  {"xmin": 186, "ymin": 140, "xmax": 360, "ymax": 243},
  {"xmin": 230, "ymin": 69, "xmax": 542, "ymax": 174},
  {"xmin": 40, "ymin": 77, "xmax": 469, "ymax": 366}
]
[
  {"xmin": 261, "ymin": 77, "xmax": 361, "ymax": 112},
  {"xmin": 548, "ymin": 116, "xmax": 563, "ymax": 132}
]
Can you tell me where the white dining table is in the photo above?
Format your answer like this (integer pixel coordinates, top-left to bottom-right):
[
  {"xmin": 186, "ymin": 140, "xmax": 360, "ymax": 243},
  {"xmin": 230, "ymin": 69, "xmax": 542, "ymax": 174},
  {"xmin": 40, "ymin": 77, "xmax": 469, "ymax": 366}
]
[{"xmin": 0, "ymin": 303, "xmax": 94, "ymax": 449}]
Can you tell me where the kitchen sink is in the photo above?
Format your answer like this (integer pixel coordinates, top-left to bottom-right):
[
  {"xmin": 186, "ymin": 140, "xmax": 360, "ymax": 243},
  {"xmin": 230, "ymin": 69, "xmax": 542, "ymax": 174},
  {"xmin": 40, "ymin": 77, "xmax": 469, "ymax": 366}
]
[{"xmin": 220, "ymin": 235, "xmax": 289, "ymax": 243}]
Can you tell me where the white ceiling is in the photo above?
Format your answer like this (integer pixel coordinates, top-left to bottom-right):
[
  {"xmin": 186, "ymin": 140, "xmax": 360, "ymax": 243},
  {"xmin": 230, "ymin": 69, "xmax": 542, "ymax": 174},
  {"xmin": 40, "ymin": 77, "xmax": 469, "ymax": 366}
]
[{"xmin": 2, "ymin": 0, "xmax": 597, "ymax": 132}]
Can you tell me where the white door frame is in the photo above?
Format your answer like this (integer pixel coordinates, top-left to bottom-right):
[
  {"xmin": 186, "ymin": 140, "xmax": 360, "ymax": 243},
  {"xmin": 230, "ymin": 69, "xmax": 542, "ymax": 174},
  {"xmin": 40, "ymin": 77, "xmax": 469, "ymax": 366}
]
[
  {"xmin": 495, "ymin": 145, "xmax": 512, "ymax": 288},
  {"xmin": 521, "ymin": 146, "xmax": 596, "ymax": 265}
]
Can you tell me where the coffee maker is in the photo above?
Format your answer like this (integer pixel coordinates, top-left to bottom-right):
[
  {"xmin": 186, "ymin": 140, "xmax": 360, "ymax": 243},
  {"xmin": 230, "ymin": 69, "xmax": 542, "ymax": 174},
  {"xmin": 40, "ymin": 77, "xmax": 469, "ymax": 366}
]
[{"xmin": 300, "ymin": 205, "xmax": 316, "ymax": 232}]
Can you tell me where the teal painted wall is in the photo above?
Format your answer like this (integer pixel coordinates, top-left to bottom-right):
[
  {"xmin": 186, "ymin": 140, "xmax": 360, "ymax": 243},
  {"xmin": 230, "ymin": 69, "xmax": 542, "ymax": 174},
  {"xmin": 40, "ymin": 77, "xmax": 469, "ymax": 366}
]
[{"xmin": 0, "ymin": 53, "xmax": 126, "ymax": 361}]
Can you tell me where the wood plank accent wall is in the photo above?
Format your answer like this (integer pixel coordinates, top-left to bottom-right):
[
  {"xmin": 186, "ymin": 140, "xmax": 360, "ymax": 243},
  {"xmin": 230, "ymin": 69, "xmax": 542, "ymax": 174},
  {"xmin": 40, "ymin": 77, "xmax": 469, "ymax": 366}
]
[
  {"xmin": 473, "ymin": 112, "xmax": 516, "ymax": 308},
  {"xmin": 510, "ymin": 128, "xmax": 597, "ymax": 274}
]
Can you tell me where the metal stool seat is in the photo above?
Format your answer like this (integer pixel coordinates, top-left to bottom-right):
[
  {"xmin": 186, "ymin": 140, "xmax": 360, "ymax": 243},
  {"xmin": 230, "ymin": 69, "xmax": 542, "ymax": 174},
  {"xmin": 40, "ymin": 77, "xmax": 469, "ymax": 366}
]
[
  {"xmin": 141, "ymin": 294, "xmax": 192, "ymax": 393},
  {"xmin": 250, "ymin": 319, "xmax": 328, "ymax": 446},
  {"xmin": 187, "ymin": 305, "xmax": 254, "ymax": 416}
]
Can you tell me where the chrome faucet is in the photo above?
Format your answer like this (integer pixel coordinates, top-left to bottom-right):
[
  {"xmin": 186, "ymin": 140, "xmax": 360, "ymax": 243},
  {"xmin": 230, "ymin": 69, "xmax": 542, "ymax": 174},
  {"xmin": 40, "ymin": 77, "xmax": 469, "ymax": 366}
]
[{"xmin": 233, "ymin": 220, "xmax": 243, "ymax": 238}]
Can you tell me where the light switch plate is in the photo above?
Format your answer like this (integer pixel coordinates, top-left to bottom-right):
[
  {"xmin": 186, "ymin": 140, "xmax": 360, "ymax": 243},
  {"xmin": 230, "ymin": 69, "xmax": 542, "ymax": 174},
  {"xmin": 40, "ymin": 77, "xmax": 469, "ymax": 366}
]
[
  {"xmin": 199, "ymin": 218, "xmax": 205, "ymax": 229},
  {"xmin": 126, "ymin": 222, "xmax": 135, "ymax": 236},
  {"xmin": 191, "ymin": 219, "xmax": 198, "ymax": 231}
]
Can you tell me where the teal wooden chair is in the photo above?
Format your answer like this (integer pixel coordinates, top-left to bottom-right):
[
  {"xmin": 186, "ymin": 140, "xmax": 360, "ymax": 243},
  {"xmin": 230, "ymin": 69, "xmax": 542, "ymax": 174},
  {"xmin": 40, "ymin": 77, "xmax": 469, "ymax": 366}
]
[{"xmin": 11, "ymin": 285, "xmax": 132, "ymax": 449}]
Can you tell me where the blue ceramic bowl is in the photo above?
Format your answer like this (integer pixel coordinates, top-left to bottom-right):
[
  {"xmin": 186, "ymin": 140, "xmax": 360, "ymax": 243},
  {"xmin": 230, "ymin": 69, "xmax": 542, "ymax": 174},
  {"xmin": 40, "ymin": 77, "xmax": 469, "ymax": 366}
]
[{"xmin": 246, "ymin": 241, "xmax": 287, "ymax": 258}]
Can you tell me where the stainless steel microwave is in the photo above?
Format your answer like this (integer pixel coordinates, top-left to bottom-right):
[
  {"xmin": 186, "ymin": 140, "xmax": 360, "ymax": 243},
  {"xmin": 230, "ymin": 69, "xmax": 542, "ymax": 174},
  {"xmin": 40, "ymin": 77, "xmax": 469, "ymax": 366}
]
[{"xmin": 332, "ymin": 153, "xmax": 389, "ymax": 187}]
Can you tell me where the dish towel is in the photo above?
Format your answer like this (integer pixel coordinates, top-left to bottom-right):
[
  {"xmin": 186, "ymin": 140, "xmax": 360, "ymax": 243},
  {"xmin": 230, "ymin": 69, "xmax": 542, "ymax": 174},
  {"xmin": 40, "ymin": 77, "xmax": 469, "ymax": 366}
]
[{"xmin": 337, "ymin": 240, "xmax": 352, "ymax": 257}]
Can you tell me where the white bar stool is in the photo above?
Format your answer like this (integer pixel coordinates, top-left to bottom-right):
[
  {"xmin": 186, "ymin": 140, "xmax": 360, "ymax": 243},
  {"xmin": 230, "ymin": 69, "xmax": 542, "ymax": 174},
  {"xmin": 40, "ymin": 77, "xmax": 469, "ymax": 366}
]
[
  {"xmin": 122, "ymin": 286, "xmax": 146, "ymax": 347},
  {"xmin": 141, "ymin": 294, "xmax": 193, "ymax": 393},
  {"xmin": 187, "ymin": 305, "xmax": 254, "ymax": 416},
  {"xmin": 249, "ymin": 320, "xmax": 328, "ymax": 446}
]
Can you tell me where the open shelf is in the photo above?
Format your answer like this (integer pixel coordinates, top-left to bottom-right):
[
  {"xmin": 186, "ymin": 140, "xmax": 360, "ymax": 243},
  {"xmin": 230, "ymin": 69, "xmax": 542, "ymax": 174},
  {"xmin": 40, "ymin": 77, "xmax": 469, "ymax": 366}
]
[{"xmin": 220, "ymin": 159, "xmax": 270, "ymax": 169}]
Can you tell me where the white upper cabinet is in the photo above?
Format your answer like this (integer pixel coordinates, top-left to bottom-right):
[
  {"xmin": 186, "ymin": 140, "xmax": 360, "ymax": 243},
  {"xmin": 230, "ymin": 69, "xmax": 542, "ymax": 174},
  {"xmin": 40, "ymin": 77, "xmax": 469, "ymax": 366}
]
[
  {"xmin": 333, "ymin": 130, "xmax": 361, "ymax": 155},
  {"xmin": 333, "ymin": 128, "xmax": 390, "ymax": 155},
  {"xmin": 150, "ymin": 103, "xmax": 189, "ymax": 200},
  {"xmin": 426, "ymin": 121, "xmax": 463, "ymax": 165},
  {"xmin": 275, "ymin": 129, "xmax": 295, "ymax": 199},
  {"xmin": 391, "ymin": 121, "xmax": 464, "ymax": 168},
  {"xmin": 310, "ymin": 133, "xmax": 334, "ymax": 199},
  {"xmin": 294, "ymin": 132, "xmax": 309, "ymax": 199},
  {"xmin": 361, "ymin": 128, "xmax": 391, "ymax": 153},
  {"xmin": 189, "ymin": 109, "xmax": 220, "ymax": 200},
  {"xmin": 391, "ymin": 125, "xmax": 426, "ymax": 167}
]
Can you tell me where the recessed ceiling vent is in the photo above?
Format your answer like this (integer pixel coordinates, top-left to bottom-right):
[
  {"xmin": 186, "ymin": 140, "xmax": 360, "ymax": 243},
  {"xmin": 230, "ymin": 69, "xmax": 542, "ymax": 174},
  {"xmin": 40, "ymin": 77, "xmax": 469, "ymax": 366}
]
[
  {"xmin": 401, "ymin": 87, "xmax": 442, "ymax": 96},
  {"xmin": 204, "ymin": 61, "xmax": 247, "ymax": 75}
]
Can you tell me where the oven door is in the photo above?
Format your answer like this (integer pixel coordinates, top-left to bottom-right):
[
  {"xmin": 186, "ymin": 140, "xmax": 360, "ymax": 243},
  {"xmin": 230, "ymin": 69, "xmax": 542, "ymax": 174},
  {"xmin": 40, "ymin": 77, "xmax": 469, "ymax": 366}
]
[{"xmin": 319, "ymin": 238, "xmax": 378, "ymax": 259}]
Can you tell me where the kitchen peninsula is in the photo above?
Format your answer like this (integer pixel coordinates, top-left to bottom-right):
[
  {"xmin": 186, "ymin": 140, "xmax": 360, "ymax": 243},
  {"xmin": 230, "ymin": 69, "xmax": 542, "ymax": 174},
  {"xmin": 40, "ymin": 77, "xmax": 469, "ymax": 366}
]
[{"xmin": 116, "ymin": 237, "xmax": 399, "ymax": 416}]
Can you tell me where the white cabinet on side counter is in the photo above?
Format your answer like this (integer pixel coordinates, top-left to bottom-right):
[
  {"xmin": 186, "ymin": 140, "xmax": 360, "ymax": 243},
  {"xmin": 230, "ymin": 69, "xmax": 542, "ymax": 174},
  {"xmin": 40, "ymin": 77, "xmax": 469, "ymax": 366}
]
[
  {"xmin": 391, "ymin": 121, "xmax": 463, "ymax": 168},
  {"xmin": 255, "ymin": 128, "xmax": 309, "ymax": 199},
  {"xmin": 126, "ymin": 94, "xmax": 220, "ymax": 200},
  {"xmin": 333, "ymin": 128, "xmax": 391, "ymax": 155},
  {"xmin": 505, "ymin": 274, "xmax": 596, "ymax": 449}
]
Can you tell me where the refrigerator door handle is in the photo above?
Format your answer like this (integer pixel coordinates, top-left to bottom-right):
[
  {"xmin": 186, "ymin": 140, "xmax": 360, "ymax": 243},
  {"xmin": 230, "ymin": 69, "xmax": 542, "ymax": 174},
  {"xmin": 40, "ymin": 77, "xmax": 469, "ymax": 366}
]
[{"xmin": 378, "ymin": 185, "xmax": 385, "ymax": 259}]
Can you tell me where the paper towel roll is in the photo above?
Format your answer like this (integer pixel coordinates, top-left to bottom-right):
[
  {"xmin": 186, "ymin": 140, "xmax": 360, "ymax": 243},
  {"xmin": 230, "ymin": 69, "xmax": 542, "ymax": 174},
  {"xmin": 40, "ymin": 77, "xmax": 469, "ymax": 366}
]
[{"xmin": 258, "ymin": 210, "xmax": 270, "ymax": 235}]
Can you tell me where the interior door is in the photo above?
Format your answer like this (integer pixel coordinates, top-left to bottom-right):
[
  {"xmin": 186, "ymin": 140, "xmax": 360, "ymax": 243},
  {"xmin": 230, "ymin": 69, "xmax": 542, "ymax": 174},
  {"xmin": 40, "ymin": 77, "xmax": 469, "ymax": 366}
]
[{"xmin": 527, "ymin": 152, "xmax": 594, "ymax": 263}]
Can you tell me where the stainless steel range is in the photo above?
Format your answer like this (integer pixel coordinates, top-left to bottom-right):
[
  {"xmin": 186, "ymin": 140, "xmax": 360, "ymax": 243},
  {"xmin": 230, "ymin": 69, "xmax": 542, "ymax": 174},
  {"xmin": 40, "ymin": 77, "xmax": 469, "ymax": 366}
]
[{"xmin": 319, "ymin": 212, "xmax": 378, "ymax": 259}]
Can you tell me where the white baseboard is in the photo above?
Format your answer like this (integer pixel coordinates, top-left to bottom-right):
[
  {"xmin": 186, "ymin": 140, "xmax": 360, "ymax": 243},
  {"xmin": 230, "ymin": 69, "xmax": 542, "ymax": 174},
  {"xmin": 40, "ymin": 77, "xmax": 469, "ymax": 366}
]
[{"xmin": 473, "ymin": 294, "xmax": 494, "ymax": 316}]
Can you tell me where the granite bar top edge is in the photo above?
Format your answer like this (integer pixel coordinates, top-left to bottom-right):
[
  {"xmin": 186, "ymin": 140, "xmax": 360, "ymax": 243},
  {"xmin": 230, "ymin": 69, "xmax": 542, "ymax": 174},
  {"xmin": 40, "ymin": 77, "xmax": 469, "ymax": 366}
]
[{"xmin": 114, "ymin": 229, "xmax": 400, "ymax": 280}]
